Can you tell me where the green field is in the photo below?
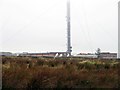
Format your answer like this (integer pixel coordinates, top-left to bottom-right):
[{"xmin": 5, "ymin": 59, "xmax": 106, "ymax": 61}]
[{"xmin": 2, "ymin": 56, "xmax": 120, "ymax": 89}]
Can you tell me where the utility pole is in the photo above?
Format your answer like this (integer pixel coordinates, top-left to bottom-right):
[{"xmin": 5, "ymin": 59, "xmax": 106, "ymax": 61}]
[{"xmin": 67, "ymin": 0, "xmax": 72, "ymax": 56}]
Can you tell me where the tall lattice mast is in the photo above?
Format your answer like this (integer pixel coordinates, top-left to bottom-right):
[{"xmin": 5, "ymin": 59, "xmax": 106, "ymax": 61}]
[
  {"xmin": 67, "ymin": 0, "xmax": 72, "ymax": 56},
  {"xmin": 118, "ymin": 1, "xmax": 120, "ymax": 59}
]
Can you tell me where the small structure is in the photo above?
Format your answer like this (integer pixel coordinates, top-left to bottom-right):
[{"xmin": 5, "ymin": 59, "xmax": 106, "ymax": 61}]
[{"xmin": 95, "ymin": 48, "xmax": 101, "ymax": 59}]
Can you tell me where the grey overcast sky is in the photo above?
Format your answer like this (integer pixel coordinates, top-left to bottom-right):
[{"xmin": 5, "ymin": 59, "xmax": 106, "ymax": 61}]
[{"xmin": 0, "ymin": 0, "xmax": 119, "ymax": 54}]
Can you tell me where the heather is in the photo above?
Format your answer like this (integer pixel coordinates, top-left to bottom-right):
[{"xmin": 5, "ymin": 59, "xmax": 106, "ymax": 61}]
[{"xmin": 2, "ymin": 56, "xmax": 120, "ymax": 89}]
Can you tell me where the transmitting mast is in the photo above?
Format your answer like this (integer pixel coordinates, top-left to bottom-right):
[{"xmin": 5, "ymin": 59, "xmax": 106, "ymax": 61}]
[
  {"xmin": 67, "ymin": 0, "xmax": 72, "ymax": 56},
  {"xmin": 118, "ymin": 1, "xmax": 120, "ymax": 59}
]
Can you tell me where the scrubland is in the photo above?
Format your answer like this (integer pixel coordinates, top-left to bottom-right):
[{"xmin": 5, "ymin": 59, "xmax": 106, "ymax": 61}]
[{"xmin": 2, "ymin": 56, "xmax": 120, "ymax": 89}]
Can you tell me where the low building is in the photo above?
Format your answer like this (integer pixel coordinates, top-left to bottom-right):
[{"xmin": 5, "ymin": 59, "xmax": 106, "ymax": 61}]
[
  {"xmin": 100, "ymin": 52, "xmax": 117, "ymax": 59},
  {"xmin": 19, "ymin": 52, "xmax": 68, "ymax": 57},
  {"xmin": 0, "ymin": 52, "xmax": 13, "ymax": 56},
  {"xmin": 75, "ymin": 53, "xmax": 97, "ymax": 58},
  {"xmin": 75, "ymin": 52, "xmax": 117, "ymax": 59}
]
